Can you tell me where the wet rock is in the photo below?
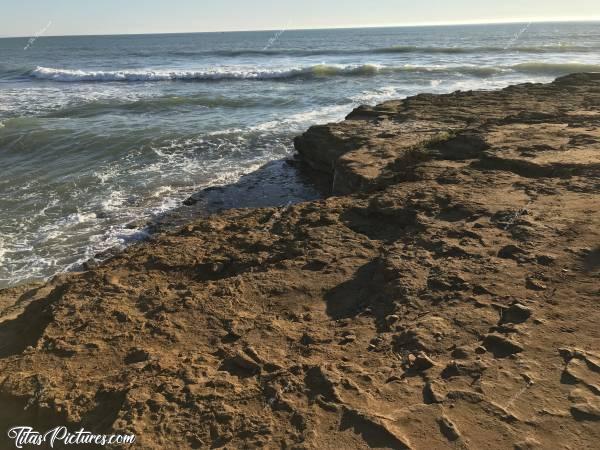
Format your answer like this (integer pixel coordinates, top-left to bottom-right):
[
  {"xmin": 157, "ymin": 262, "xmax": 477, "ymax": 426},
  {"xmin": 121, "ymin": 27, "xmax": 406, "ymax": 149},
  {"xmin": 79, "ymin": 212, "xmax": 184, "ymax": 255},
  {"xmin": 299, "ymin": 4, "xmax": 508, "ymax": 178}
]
[
  {"xmin": 125, "ymin": 219, "xmax": 149, "ymax": 229},
  {"xmin": 183, "ymin": 196, "xmax": 198, "ymax": 206},
  {"xmin": 82, "ymin": 259, "xmax": 99, "ymax": 270}
]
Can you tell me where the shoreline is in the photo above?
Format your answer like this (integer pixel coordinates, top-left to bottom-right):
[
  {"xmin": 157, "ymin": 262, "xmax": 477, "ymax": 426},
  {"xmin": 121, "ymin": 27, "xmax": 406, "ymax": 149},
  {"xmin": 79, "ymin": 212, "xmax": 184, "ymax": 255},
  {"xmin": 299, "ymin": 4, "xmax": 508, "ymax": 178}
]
[
  {"xmin": 1, "ymin": 73, "xmax": 599, "ymax": 448},
  {"xmin": 0, "ymin": 157, "xmax": 322, "ymax": 291}
]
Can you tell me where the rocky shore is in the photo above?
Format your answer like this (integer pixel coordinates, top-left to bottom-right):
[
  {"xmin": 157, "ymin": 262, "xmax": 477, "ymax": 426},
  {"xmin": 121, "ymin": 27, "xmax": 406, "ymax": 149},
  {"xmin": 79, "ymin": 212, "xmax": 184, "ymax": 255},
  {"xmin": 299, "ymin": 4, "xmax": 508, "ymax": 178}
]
[{"xmin": 1, "ymin": 73, "xmax": 599, "ymax": 449}]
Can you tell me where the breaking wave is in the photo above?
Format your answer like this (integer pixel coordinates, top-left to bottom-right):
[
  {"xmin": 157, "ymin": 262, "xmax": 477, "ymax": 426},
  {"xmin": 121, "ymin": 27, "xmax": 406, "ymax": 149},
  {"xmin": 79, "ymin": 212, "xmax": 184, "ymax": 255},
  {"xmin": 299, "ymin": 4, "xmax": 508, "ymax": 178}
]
[
  {"xmin": 29, "ymin": 64, "xmax": 507, "ymax": 82},
  {"xmin": 29, "ymin": 61, "xmax": 600, "ymax": 83}
]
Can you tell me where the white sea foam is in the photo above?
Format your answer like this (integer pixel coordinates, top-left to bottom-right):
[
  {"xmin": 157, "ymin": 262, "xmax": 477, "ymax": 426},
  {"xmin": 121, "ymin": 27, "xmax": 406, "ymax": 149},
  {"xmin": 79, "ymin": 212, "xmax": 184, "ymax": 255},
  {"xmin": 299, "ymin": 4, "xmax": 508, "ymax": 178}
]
[
  {"xmin": 30, "ymin": 61, "xmax": 600, "ymax": 84},
  {"xmin": 351, "ymin": 86, "xmax": 401, "ymax": 104},
  {"xmin": 101, "ymin": 190, "xmax": 127, "ymax": 212},
  {"xmin": 30, "ymin": 65, "xmax": 381, "ymax": 82},
  {"xmin": 29, "ymin": 63, "xmax": 508, "ymax": 83},
  {"xmin": 0, "ymin": 240, "xmax": 6, "ymax": 265}
]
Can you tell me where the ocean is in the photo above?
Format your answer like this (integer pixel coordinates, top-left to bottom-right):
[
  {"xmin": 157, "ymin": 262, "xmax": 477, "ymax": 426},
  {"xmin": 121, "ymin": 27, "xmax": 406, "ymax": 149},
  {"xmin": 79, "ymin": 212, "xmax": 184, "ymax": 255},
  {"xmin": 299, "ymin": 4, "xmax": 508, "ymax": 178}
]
[{"xmin": 1, "ymin": 22, "xmax": 599, "ymax": 288}]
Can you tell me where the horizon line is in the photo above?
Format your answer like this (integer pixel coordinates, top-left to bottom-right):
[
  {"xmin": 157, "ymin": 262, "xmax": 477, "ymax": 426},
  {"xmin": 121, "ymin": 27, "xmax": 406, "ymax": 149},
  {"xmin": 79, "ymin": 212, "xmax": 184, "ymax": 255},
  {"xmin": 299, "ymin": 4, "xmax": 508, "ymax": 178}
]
[{"xmin": 1, "ymin": 18, "xmax": 599, "ymax": 39}]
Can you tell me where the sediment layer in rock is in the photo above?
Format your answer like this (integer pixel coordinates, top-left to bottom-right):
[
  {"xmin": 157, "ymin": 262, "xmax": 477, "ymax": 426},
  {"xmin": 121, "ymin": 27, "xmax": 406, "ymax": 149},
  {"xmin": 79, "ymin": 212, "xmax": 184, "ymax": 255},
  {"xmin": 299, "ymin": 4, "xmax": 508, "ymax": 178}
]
[{"xmin": 0, "ymin": 73, "xmax": 599, "ymax": 449}]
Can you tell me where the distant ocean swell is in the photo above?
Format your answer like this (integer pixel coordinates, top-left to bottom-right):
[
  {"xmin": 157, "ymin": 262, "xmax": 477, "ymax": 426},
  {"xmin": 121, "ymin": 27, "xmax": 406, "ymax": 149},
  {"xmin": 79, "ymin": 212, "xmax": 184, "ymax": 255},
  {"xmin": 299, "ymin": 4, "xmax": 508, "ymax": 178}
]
[
  {"xmin": 26, "ymin": 62, "xmax": 600, "ymax": 82},
  {"xmin": 130, "ymin": 44, "xmax": 600, "ymax": 57}
]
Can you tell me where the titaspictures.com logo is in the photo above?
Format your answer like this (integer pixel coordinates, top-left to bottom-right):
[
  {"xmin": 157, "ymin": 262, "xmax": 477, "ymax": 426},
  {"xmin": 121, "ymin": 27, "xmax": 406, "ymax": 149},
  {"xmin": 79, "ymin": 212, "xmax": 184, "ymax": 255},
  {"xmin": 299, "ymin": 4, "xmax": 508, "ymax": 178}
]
[{"xmin": 7, "ymin": 426, "xmax": 136, "ymax": 448}]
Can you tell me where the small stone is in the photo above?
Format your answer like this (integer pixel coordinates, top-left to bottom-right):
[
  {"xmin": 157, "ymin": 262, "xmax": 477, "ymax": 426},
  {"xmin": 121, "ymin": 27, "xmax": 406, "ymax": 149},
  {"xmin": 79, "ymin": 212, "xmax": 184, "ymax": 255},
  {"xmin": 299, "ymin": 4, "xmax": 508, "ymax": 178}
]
[
  {"xmin": 501, "ymin": 303, "xmax": 532, "ymax": 324},
  {"xmin": 514, "ymin": 437, "xmax": 542, "ymax": 449},
  {"xmin": 410, "ymin": 352, "xmax": 435, "ymax": 371},
  {"xmin": 211, "ymin": 262, "xmax": 225, "ymax": 274},
  {"xmin": 483, "ymin": 334, "xmax": 524, "ymax": 357},
  {"xmin": 227, "ymin": 352, "xmax": 261, "ymax": 375},
  {"xmin": 112, "ymin": 310, "xmax": 130, "ymax": 323},
  {"xmin": 342, "ymin": 378, "xmax": 360, "ymax": 391},
  {"xmin": 424, "ymin": 381, "xmax": 446, "ymax": 403},
  {"xmin": 451, "ymin": 347, "xmax": 470, "ymax": 359},
  {"xmin": 104, "ymin": 274, "xmax": 122, "ymax": 288},
  {"xmin": 339, "ymin": 334, "xmax": 356, "ymax": 345},
  {"xmin": 498, "ymin": 245, "xmax": 527, "ymax": 259},
  {"xmin": 125, "ymin": 348, "xmax": 150, "ymax": 364},
  {"xmin": 82, "ymin": 259, "xmax": 98, "ymax": 270},
  {"xmin": 386, "ymin": 314, "xmax": 400, "ymax": 325},
  {"xmin": 475, "ymin": 346, "xmax": 487, "ymax": 354},
  {"xmin": 536, "ymin": 254, "xmax": 555, "ymax": 266},
  {"xmin": 243, "ymin": 346, "xmax": 263, "ymax": 364},
  {"xmin": 526, "ymin": 277, "xmax": 547, "ymax": 291},
  {"xmin": 571, "ymin": 401, "xmax": 600, "ymax": 421},
  {"xmin": 300, "ymin": 333, "xmax": 317, "ymax": 346},
  {"xmin": 441, "ymin": 360, "xmax": 488, "ymax": 379},
  {"xmin": 437, "ymin": 415, "xmax": 460, "ymax": 441},
  {"xmin": 473, "ymin": 284, "xmax": 493, "ymax": 295},
  {"xmin": 385, "ymin": 375, "xmax": 402, "ymax": 383}
]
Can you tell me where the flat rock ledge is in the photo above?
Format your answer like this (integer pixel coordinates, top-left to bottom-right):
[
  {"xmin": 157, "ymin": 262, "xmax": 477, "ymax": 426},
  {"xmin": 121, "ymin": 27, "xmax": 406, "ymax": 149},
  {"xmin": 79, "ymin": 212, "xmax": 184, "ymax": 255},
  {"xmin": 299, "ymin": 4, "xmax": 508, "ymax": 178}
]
[{"xmin": 0, "ymin": 74, "xmax": 599, "ymax": 449}]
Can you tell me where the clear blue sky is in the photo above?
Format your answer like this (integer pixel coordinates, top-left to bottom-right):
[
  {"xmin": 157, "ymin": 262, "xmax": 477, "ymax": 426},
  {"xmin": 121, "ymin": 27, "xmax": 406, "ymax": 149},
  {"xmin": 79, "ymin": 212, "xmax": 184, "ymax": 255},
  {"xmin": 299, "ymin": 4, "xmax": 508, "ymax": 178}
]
[{"xmin": 1, "ymin": 0, "xmax": 599, "ymax": 37}]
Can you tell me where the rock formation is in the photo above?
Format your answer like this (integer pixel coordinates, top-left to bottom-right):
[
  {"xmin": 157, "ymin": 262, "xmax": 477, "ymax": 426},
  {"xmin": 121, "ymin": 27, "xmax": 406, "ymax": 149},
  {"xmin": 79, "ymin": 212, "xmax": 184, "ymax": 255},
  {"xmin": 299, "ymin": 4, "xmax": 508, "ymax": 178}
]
[{"xmin": 0, "ymin": 73, "xmax": 599, "ymax": 449}]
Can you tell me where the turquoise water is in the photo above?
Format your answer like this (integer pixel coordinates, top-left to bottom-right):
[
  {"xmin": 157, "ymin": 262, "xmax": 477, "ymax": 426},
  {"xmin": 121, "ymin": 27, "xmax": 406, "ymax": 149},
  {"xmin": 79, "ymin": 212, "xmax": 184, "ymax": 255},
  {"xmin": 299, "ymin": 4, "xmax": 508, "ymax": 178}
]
[{"xmin": 1, "ymin": 22, "xmax": 600, "ymax": 287}]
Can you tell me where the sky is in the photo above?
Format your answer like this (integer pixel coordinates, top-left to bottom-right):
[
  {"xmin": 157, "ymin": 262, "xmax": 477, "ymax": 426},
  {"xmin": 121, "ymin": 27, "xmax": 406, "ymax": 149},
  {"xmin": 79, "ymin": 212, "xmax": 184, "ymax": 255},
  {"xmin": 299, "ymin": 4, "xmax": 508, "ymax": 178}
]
[{"xmin": 1, "ymin": 0, "xmax": 599, "ymax": 37}]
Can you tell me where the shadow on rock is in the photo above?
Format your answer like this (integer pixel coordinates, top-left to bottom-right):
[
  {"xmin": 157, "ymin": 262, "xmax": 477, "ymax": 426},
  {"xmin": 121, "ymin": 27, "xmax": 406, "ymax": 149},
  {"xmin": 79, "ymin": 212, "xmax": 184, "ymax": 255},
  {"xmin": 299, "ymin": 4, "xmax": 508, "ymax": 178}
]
[{"xmin": 325, "ymin": 260, "xmax": 397, "ymax": 332}]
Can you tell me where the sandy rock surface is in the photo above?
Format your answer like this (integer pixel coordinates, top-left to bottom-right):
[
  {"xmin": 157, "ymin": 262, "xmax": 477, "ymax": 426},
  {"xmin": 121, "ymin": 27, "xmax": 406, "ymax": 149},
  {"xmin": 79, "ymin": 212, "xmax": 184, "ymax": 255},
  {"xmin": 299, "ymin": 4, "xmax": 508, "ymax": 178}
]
[{"xmin": 0, "ymin": 73, "xmax": 599, "ymax": 449}]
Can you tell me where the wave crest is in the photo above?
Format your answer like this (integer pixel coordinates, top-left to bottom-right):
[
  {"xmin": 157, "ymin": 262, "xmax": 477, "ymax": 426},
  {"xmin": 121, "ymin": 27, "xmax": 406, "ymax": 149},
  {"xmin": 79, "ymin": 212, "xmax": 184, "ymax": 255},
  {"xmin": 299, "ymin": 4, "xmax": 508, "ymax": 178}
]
[
  {"xmin": 28, "ymin": 62, "xmax": 600, "ymax": 83},
  {"xmin": 29, "ymin": 64, "xmax": 498, "ymax": 82}
]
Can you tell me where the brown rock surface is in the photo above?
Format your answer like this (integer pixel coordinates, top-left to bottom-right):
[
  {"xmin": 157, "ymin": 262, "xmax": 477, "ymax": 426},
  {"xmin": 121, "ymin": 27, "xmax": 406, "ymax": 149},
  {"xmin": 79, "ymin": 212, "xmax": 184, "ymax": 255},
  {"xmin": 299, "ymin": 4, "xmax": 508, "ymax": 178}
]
[{"xmin": 0, "ymin": 73, "xmax": 599, "ymax": 449}]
